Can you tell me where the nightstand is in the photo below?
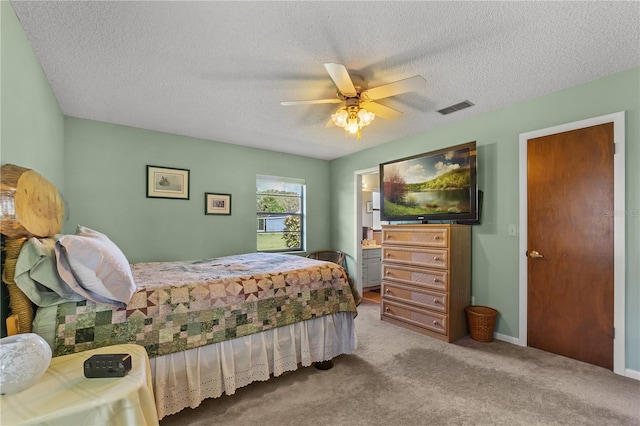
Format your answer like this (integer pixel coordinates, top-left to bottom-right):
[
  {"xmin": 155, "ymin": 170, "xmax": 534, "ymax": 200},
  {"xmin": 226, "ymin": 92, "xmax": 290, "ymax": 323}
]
[{"xmin": 1, "ymin": 343, "xmax": 158, "ymax": 425}]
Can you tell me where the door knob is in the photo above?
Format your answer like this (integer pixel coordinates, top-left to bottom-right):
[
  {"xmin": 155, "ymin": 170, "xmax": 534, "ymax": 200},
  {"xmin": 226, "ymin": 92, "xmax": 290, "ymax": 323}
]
[{"xmin": 528, "ymin": 250, "xmax": 544, "ymax": 258}]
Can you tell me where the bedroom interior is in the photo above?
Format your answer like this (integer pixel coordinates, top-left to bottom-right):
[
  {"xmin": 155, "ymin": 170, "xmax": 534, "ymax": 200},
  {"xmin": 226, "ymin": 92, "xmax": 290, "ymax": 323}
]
[{"xmin": 1, "ymin": 1, "xmax": 639, "ymax": 424}]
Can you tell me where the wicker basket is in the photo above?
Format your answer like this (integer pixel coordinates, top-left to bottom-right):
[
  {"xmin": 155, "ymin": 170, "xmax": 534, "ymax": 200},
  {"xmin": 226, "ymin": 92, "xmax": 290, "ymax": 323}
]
[{"xmin": 465, "ymin": 305, "xmax": 498, "ymax": 342}]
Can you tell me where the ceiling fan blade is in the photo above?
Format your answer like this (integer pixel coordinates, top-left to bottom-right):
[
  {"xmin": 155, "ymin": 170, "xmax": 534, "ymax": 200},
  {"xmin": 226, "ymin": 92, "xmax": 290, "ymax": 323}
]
[
  {"xmin": 360, "ymin": 75, "xmax": 426, "ymax": 102},
  {"xmin": 280, "ymin": 99, "xmax": 342, "ymax": 106},
  {"xmin": 361, "ymin": 101, "xmax": 403, "ymax": 121},
  {"xmin": 324, "ymin": 63, "xmax": 357, "ymax": 97}
]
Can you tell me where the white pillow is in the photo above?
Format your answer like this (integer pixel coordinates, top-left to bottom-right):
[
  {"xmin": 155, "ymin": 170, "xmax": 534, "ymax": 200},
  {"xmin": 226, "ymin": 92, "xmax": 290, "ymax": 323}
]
[{"xmin": 55, "ymin": 225, "xmax": 136, "ymax": 308}]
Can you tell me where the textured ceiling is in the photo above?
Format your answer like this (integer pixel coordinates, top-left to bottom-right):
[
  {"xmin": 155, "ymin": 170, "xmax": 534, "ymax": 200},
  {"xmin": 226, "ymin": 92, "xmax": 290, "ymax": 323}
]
[{"xmin": 10, "ymin": 1, "xmax": 640, "ymax": 160}]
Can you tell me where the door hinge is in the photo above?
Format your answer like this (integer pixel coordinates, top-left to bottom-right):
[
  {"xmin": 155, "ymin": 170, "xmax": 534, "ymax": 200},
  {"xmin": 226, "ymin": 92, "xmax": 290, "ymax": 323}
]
[
  {"xmin": 613, "ymin": 327, "xmax": 615, "ymax": 339},
  {"xmin": 614, "ymin": 143, "xmax": 616, "ymax": 154}
]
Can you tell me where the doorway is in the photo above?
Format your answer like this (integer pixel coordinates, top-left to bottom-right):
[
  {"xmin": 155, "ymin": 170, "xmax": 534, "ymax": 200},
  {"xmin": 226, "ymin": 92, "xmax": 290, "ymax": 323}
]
[
  {"xmin": 355, "ymin": 167, "xmax": 382, "ymax": 303},
  {"xmin": 518, "ymin": 112, "xmax": 626, "ymax": 375}
]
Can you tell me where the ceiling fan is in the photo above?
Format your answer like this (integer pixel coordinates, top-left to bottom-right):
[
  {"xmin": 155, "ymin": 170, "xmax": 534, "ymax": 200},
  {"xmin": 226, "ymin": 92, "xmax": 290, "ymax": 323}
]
[{"xmin": 281, "ymin": 63, "xmax": 426, "ymax": 139}]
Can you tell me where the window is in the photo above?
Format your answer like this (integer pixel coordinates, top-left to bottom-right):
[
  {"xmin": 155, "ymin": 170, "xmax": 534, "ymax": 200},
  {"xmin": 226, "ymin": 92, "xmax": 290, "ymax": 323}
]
[{"xmin": 256, "ymin": 175, "xmax": 305, "ymax": 252}]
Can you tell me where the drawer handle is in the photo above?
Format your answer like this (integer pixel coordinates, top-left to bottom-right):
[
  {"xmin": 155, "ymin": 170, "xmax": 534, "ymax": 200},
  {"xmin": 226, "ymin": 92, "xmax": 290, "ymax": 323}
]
[
  {"xmin": 385, "ymin": 288, "xmax": 391, "ymax": 294},
  {"xmin": 386, "ymin": 253, "xmax": 391, "ymax": 257},
  {"xmin": 433, "ymin": 320, "xmax": 440, "ymax": 326},
  {"xmin": 434, "ymin": 235, "xmax": 440, "ymax": 240},
  {"xmin": 433, "ymin": 299, "xmax": 440, "ymax": 304},
  {"xmin": 434, "ymin": 256, "xmax": 440, "ymax": 261},
  {"xmin": 434, "ymin": 278, "xmax": 439, "ymax": 282},
  {"xmin": 385, "ymin": 307, "xmax": 391, "ymax": 313},
  {"xmin": 386, "ymin": 271, "xmax": 391, "ymax": 275}
]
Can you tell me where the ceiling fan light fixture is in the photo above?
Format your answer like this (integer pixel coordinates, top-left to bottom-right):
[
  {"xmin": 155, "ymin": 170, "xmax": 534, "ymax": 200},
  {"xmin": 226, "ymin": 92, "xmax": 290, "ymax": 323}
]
[
  {"xmin": 331, "ymin": 109, "xmax": 348, "ymax": 127},
  {"xmin": 346, "ymin": 116, "xmax": 359, "ymax": 134},
  {"xmin": 358, "ymin": 108, "xmax": 375, "ymax": 126},
  {"xmin": 282, "ymin": 63, "xmax": 425, "ymax": 141},
  {"xmin": 331, "ymin": 105, "xmax": 375, "ymax": 140}
]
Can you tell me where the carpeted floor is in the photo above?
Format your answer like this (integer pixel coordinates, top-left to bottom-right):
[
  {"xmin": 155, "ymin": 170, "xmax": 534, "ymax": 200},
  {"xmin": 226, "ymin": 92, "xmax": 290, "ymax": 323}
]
[{"xmin": 160, "ymin": 300, "xmax": 640, "ymax": 426}]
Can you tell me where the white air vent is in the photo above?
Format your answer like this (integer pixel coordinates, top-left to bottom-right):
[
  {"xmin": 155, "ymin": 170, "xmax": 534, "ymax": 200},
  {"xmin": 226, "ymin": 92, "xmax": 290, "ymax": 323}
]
[{"xmin": 437, "ymin": 100, "xmax": 474, "ymax": 115}]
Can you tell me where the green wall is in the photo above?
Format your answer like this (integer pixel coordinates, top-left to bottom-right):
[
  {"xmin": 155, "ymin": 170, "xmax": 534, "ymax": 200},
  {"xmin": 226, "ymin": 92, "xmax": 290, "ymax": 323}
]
[
  {"xmin": 63, "ymin": 118, "xmax": 332, "ymax": 263},
  {"xmin": 330, "ymin": 67, "xmax": 640, "ymax": 371},
  {"xmin": 1, "ymin": 1, "xmax": 65, "ymax": 337},
  {"xmin": 0, "ymin": 1, "xmax": 64, "ymax": 185}
]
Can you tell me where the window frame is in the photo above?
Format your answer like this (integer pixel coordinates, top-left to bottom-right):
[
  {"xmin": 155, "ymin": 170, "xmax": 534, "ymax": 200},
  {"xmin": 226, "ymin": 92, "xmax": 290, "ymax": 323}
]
[{"xmin": 256, "ymin": 175, "xmax": 305, "ymax": 253}]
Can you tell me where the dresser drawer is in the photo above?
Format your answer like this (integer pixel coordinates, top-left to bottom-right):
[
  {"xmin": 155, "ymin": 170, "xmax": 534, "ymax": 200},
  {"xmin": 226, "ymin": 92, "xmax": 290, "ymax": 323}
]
[
  {"xmin": 382, "ymin": 264, "xmax": 448, "ymax": 292},
  {"xmin": 382, "ymin": 282, "xmax": 447, "ymax": 313},
  {"xmin": 382, "ymin": 227, "xmax": 449, "ymax": 248},
  {"xmin": 382, "ymin": 246, "xmax": 448, "ymax": 269},
  {"xmin": 381, "ymin": 300, "xmax": 447, "ymax": 335}
]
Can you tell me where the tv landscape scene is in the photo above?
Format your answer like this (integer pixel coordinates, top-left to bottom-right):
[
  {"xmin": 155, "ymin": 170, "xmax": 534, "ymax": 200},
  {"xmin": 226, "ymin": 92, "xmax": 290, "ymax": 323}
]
[{"xmin": 380, "ymin": 141, "xmax": 478, "ymax": 223}]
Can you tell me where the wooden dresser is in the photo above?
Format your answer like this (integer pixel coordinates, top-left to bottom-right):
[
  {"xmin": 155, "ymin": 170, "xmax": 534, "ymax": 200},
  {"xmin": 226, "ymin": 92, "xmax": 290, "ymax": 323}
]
[{"xmin": 380, "ymin": 224, "xmax": 471, "ymax": 342}]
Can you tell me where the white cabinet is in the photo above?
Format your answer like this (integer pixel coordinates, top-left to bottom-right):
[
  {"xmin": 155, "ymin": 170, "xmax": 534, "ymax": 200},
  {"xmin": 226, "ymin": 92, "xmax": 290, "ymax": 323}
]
[
  {"xmin": 372, "ymin": 191, "xmax": 381, "ymax": 230},
  {"xmin": 362, "ymin": 247, "xmax": 381, "ymax": 289}
]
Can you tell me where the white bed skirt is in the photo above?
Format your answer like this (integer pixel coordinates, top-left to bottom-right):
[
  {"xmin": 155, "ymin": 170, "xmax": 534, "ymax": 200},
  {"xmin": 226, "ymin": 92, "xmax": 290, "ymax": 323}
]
[{"xmin": 149, "ymin": 312, "xmax": 357, "ymax": 419}]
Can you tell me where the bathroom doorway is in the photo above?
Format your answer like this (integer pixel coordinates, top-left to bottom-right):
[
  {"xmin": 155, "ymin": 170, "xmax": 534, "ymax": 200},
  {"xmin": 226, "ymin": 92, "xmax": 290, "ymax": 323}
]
[{"xmin": 356, "ymin": 167, "xmax": 383, "ymax": 304}]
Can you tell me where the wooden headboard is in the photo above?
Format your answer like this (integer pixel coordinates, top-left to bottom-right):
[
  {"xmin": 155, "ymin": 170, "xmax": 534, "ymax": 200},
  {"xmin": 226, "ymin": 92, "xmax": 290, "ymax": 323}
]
[{"xmin": 0, "ymin": 164, "xmax": 66, "ymax": 335}]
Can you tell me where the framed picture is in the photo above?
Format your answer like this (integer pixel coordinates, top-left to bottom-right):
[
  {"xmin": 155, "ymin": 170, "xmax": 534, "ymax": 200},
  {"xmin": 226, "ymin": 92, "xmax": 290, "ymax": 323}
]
[
  {"xmin": 366, "ymin": 201, "xmax": 374, "ymax": 213},
  {"xmin": 147, "ymin": 166, "xmax": 190, "ymax": 199},
  {"xmin": 205, "ymin": 192, "xmax": 231, "ymax": 215}
]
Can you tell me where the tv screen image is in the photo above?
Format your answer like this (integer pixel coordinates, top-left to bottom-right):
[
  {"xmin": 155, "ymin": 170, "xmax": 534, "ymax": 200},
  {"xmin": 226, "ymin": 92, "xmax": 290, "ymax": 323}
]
[{"xmin": 380, "ymin": 141, "xmax": 479, "ymax": 223}]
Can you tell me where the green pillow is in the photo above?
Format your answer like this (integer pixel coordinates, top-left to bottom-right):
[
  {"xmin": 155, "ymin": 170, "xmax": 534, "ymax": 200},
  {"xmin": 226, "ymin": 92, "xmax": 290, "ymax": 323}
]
[{"xmin": 14, "ymin": 238, "xmax": 84, "ymax": 307}]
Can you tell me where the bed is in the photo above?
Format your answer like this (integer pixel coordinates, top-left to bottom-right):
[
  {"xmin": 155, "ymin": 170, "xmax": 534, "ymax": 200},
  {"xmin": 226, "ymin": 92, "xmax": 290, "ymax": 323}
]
[{"xmin": 0, "ymin": 164, "xmax": 360, "ymax": 419}]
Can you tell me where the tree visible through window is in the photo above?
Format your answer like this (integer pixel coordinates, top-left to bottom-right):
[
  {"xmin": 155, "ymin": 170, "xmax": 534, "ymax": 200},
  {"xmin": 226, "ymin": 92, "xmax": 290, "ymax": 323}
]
[{"xmin": 257, "ymin": 175, "xmax": 304, "ymax": 252}]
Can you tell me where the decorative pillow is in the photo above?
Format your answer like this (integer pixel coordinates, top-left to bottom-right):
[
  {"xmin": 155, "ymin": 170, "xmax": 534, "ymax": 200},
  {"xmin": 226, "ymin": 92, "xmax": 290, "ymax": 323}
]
[
  {"xmin": 14, "ymin": 238, "xmax": 84, "ymax": 307},
  {"xmin": 55, "ymin": 225, "xmax": 136, "ymax": 308}
]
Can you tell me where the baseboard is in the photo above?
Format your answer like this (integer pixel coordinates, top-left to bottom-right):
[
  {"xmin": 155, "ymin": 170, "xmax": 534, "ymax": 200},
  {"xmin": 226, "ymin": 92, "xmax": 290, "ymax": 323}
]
[
  {"xmin": 494, "ymin": 332, "xmax": 519, "ymax": 345},
  {"xmin": 494, "ymin": 333, "xmax": 640, "ymax": 381},
  {"xmin": 625, "ymin": 368, "xmax": 640, "ymax": 381}
]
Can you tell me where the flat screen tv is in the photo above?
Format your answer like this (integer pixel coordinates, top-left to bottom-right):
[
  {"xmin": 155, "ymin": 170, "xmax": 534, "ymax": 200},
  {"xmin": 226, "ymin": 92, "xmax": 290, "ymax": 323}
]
[{"xmin": 380, "ymin": 141, "xmax": 480, "ymax": 224}]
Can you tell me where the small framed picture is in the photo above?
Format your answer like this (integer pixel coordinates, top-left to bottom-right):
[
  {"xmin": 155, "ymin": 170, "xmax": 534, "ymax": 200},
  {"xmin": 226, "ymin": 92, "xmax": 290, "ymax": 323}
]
[
  {"xmin": 147, "ymin": 165, "xmax": 190, "ymax": 199},
  {"xmin": 205, "ymin": 193, "xmax": 231, "ymax": 215}
]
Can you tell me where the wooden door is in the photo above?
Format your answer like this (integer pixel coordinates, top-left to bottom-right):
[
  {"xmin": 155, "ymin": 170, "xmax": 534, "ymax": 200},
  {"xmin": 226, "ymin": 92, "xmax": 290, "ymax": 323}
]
[{"xmin": 527, "ymin": 123, "xmax": 614, "ymax": 369}]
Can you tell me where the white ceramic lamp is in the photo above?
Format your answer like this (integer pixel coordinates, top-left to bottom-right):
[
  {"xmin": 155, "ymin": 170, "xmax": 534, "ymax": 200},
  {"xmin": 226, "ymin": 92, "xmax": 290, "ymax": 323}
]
[{"xmin": 0, "ymin": 333, "xmax": 52, "ymax": 395}]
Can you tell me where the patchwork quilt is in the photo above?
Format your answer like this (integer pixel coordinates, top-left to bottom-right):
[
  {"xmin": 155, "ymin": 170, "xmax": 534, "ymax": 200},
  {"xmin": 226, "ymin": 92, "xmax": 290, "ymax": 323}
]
[{"xmin": 52, "ymin": 253, "xmax": 360, "ymax": 358}]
